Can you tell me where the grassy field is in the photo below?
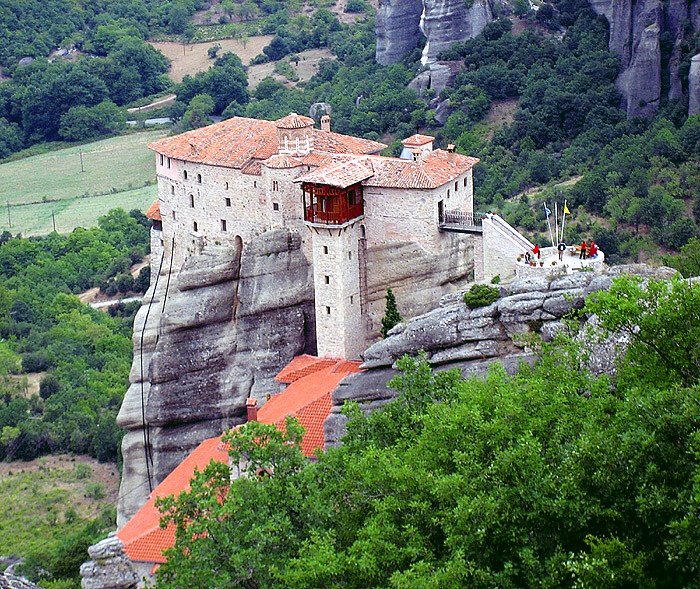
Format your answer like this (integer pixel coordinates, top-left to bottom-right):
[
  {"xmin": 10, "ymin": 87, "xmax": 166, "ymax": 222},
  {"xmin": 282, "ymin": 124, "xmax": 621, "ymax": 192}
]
[
  {"xmin": 0, "ymin": 131, "xmax": 164, "ymax": 235},
  {"xmin": 0, "ymin": 455, "xmax": 119, "ymax": 557}
]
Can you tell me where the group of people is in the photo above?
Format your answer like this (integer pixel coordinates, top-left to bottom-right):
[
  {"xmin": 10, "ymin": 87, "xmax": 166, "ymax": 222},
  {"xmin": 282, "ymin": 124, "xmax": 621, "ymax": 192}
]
[
  {"xmin": 579, "ymin": 239, "xmax": 598, "ymax": 260},
  {"xmin": 522, "ymin": 240, "xmax": 599, "ymax": 264}
]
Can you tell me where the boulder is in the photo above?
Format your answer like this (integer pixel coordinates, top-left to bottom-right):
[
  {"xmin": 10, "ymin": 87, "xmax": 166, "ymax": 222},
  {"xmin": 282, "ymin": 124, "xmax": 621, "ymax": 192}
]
[{"xmin": 80, "ymin": 537, "xmax": 138, "ymax": 589}]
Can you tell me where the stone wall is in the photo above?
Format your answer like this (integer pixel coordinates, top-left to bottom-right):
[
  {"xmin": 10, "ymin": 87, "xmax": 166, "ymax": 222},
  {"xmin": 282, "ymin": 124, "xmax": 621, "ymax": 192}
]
[{"xmin": 481, "ymin": 214, "xmax": 534, "ymax": 283}]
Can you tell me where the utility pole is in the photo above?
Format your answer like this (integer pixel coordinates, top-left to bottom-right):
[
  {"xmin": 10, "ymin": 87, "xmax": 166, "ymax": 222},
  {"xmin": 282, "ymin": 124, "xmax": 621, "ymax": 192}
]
[
  {"xmin": 6, "ymin": 201, "xmax": 11, "ymax": 228},
  {"xmin": 79, "ymin": 149, "xmax": 85, "ymax": 172},
  {"xmin": 52, "ymin": 209, "xmax": 56, "ymax": 232}
]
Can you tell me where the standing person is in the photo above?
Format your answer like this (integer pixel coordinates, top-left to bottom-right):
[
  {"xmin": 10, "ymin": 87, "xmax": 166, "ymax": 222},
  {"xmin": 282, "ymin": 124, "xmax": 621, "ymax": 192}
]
[
  {"xmin": 557, "ymin": 241, "xmax": 566, "ymax": 261},
  {"xmin": 532, "ymin": 244, "xmax": 540, "ymax": 259},
  {"xmin": 580, "ymin": 239, "xmax": 587, "ymax": 260}
]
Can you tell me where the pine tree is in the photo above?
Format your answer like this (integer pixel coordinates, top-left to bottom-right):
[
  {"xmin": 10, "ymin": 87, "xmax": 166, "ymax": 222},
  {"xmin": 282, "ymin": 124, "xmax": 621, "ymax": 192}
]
[{"xmin": 381, "ymin": 288, "xmax": 402, "ymax": 338}]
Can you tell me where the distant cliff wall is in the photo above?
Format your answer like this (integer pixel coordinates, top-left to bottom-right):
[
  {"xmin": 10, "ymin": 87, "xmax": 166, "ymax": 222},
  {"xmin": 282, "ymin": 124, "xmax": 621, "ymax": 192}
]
[
  {"xmin": 376, "ymin": 0, "xmax": 494, "ymax": 65},
  {"xmin": 589, "ymin": 0, "xmax": 699, "ymax": 118}
]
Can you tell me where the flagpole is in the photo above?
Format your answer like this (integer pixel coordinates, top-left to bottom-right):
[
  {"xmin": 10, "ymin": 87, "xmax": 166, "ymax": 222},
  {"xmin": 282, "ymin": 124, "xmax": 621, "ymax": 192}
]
[
  {"xmin": 544, "ymin": 202, "xmax": 554, "ymax": 248},
  {"xmin": 560, "ymin": 199, "xmax": 568, "ymax": 243},
  {"xmin": 554, "ymin": 202, "xmax": 559, "ymax": 250}
]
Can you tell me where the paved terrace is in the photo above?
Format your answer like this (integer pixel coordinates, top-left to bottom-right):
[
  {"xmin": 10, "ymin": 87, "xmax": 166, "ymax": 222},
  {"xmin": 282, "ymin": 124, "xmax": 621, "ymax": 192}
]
[{"xmin": 515, "ymin": 245, "xmax": 605, "ymax": 277}]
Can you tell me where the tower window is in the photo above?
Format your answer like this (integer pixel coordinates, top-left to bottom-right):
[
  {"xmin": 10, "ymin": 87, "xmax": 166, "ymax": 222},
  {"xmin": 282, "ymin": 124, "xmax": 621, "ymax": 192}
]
[
  {"xmin": 272, "ymin": 181, "xmax": 279, "ymax": 191},
  {"xmin": 323, "ymin": 246, "xmax": 329, "ymax": 254},
  {"xmin": 325, "ymin": 306, "xmax": 331, "ymax": 315},
  {"xmin": 324, "ymin": 275, "xmax": 330, "ymax": 284},
  {"xmin": 193, "ymin": 221, "xmax": 198, "ymax": 232},
  {"xmin": 189, "ymin": 194, "xmax": 194, "ymax": 208},
  {"xmin": 183, "ymin": 170, "xmax": 188, "ymax": 180},
  {"xmin": 197, "ymin": 173, "xmax": 202, "ymax": 184},
  {"xmin": 273, "ymin": 202, "xmax": 279, "ymax": 211},
  {"xmin": 221, "ymin": 219, "xmax": 227, "ymax": 232},
  {"xmin": 225, "ymin": 197, "xmax": 231, "ymax": 207}
]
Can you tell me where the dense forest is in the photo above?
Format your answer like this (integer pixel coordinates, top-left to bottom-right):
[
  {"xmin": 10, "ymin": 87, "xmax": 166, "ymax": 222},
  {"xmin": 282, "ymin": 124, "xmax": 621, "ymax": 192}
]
[
  {"xmin": 0, "ymin": 209, "xmax": 149, "ymax": 464},
  {"xmin": 157, "ymin": 276, "xmax": 700, "ymax": 588}
]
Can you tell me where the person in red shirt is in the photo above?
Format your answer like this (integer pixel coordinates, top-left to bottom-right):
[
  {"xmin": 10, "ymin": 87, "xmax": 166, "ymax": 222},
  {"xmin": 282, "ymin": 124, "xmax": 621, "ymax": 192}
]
[
  {"xmin": 532, "ymin": 244, "xmax": 540, "ymax": 259},
  {"xmin": 580, "ymin": 240, "xmax": 587, "ymax": 260},
  {"xmin": 588, "ymin": 241, "xmax": 597, "ymax": 258}
]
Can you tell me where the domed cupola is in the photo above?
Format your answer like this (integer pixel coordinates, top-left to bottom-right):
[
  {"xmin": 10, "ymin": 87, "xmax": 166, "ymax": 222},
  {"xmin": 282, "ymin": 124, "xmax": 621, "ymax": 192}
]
[{"xmin": 275, "ymin": 113, "xmax": 315, "ymax": 155}]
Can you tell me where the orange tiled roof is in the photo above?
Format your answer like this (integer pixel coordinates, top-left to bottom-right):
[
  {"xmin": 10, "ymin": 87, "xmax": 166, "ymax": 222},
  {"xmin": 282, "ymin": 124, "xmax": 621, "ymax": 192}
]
[
  {"xmin": 402, "ymin": 133, "xmax": 435, "ymax": 147},
  {"xmin": 117, "ymin": 356, "xmax": 361, "ymax": 565},
  {"xmin": 148, "ymin": 116, "xmax": 385, "ymax": 170},
  {"xmin": 145, "ymin": 201, "xmax": 161, "ymax": 221},
  {"xmin": 275, "ymin": 113, "xmax": 315, "ymax": 129},
  {"xmin": 296, "ymin": 150, "xmax": 479, "ymax": 190},
  {"xmin": 117, "ymin": 436, "xmax": 230, "ymax": 564},
  {"xmin": 263, "ymin": 154, "xmax": 305, "ymax": 169}
]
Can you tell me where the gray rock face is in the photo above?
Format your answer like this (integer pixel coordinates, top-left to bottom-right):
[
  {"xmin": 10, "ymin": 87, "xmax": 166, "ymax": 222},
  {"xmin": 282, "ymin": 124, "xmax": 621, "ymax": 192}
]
[
  {"xmin": 375, "ymin": 0, "xmax": 493, "ymax": 65},
  {"xmin": 329, "ymin": 264, "xmax": 678, "ymax": 444},
  {"xmin": 80, "ymin": 537, "xmax": 138, "ymax": 589},
  {"xmin": 0, "ymin": 573, "xmax": 42, "ymax": 589},
  {"xmin": 421, "ymin": 0, "xmax": 494, "ymax": 64},
  {"xmin": 116, "ymin": 229, "xmax": 315, "ymax": 526},
  {"xmin": 408, "ymin": 61, "xmax": 461, "ymax": 98},
  {"xmin": 376, "ymin": 0, "xmax": 424, "ymax": 65},
  {"xmin": 689, "ymin": 54, "xmax": 700, "ymax": 115},
  {"xmin": 590, "ymin": 0, "xmax": 698, "ymax": 118}
]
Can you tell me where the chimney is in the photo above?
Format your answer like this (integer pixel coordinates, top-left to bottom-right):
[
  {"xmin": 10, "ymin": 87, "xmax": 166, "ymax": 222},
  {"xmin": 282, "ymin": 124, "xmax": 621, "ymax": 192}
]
[
  {"xmin": 320, "ymin": 114, "xmax": 331, "ymax": 132},
  {"xmin": 246, "ymin": 397, "xmax": 258, "ymax": 421},
  {"xmin": 447, "ymin": 144, "xmax": 456, "ymax": 152}
]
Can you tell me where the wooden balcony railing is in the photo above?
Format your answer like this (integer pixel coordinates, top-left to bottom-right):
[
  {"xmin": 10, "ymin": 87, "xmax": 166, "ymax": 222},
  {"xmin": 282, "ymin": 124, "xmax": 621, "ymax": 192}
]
[
  {"xmin": 439, "ymin": 210, "xmax": 484, "ymax": 232},
  {"xmin": 304, "ymin": 202, "xmax": 364, "ymax": 225}
]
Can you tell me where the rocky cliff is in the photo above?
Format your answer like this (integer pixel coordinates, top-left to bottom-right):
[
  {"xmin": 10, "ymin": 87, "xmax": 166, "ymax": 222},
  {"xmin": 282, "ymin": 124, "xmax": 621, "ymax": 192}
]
[
  {"xmin": 325, "ymin": 264, "xmax": 678, "ymax": 446},
  {"xmin": 589, "ymin": 0, "xmax": 699, "ymax": 118},
  {"xmin": 376, "ymin": 0, "xmax": 494, "ymax": 65},
  {"xmin": 116, "ymin": 229, "xmax": 315, "ymax": 526}
]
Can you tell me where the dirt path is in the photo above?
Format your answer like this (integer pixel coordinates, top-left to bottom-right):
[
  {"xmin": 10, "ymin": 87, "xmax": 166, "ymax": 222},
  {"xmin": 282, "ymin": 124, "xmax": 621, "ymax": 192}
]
[{"xmin": 127, "ymin": 94, "xmax": 177, "ymax": 113}]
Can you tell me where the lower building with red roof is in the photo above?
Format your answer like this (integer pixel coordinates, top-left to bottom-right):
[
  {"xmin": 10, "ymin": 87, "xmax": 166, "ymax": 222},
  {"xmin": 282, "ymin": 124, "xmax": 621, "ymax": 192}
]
[{"xmin": 116, "ymin": 355, "xmax": 360, "ymax": 579}]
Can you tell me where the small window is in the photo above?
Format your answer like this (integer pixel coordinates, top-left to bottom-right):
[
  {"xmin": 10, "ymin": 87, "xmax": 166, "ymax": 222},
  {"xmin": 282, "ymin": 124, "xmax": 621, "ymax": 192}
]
[
  {"xmin": 225, "ymin": 182, "xmax": 229, "ymax": 190},
  {"xmin": 273, "ymin": 202, "xmax": 279, "ymax": 211},
  {"xmin": 323, "ymin": 245, "xmax": 329, "ymax": 255},
  {"xmin": 190, "ymin": 194, "xmax": 195, "ymax": 208},
  {"xmin": 221, "ymin": 219, "xmax": 227, "ymax": 232},
  {"xmin": 172, "ymin": 211, "xmax": 176, "ymax": 220},
  {"xmin": 225, "ymin": 197, "xmax": 231, "ymax": 207},
  {"xmin": 348, "ymin": 251, "xmax": 352, "ymax": 260},
  {"xmin": 350, "ymin": 295, "xmax": 354, "ymax": 305},
  {"xmin": 170, "ymin": 185, "xmax": 175, "ymax": 195},
  {"xmin": 272, "ymin": 181, "xmax": 279, "ymax": 191},
  {"xmin": 159, "ymin": 154, "xmax": 164, "ymax": 166},
  {"xmin": 447, "ymin": 189, "xmax": 450, "ymax": 198},
  {"xmin": 183, "ymin": 170, "xmax": 188, "ymax": 180},
  {"xmin": 167, "ymin": 157, "xmax": 171, "ymax": 169},
  {"xmin": 193, "ymin": 221, "xmax": 198, "ymax": 232},
  {"xmin": 463, "ymin": 177, "xmax": 467, "ymax": 187},
  {"xmin": 325, "ymin": 306, "xmax": 331, "ymax": 315},
  {"xmin": 455, "ymin": 181, "xmax": 458, "ymax": 191},
  {"xmin": 324, "ymin": 275, "xmax": 330, "ymax": 284},
  {"xmin": 197, "ymin": 173, "xmax": 202, "ymax": 184},
  {"xmin": 254, "ymin": 180, "xmax": 257, "ymax": 188}
]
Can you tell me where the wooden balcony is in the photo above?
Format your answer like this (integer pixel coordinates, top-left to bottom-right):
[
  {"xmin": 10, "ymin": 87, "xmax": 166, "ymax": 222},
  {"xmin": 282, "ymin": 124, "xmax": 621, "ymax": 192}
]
[
  {"xmin": 302, "ymin": 182, "xmax": 364, "ymax": 226},
  {"xmin": 305, "ymin": 203, "xmax": 364, "ymax": 225}
]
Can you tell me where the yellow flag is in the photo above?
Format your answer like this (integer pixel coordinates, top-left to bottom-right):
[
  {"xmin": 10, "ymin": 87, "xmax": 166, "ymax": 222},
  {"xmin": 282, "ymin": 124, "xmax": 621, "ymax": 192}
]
[{"xmin": 563, "ymin": 204, "xmax": 571, "ymax": 215}]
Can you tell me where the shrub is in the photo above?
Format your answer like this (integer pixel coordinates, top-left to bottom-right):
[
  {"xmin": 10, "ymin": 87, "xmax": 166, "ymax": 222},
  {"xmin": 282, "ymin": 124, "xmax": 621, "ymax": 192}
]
[
  {"xmin": 39, "ymin": 374, "xmax": 60, "ymax": 399},
  {"xmin": 380, "ymin": 288, "xmax": 403, "ymax": 337},
  {"xmin": 490, "ymin": 274, "xmax": 501, "ymax": 284},
  {"xmin": 464, "ymin": 284, "xmax": 500, "ymax": 309}
]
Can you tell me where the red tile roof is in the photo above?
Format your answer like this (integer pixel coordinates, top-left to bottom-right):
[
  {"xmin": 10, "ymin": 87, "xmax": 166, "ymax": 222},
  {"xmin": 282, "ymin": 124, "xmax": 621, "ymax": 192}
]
[
  {"xmin": 117, "ymin": 356, "xmax": 361, "ymax": 565},
  {"xmin": 275, "ymin": 113, "xmax": 314, "ymax": 129},
  {"xmin": 145, "ymin": 201, "xmax": 161, "ymax": 221},
  {"xmin": 148, "ymin": 115, "xmax": 385, "ymax": 170},
  {"xmin": 296, "ymin": 158, "xmax": 374, "ymax": 189},
  {"xmin": 402, "ymin": 133, "xmax": 435, "ymax": 147}
]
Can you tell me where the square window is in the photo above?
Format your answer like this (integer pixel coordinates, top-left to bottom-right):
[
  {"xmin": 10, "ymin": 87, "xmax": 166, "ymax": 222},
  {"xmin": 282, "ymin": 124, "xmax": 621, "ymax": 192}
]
[
  {"xmin": 323, "ymin": 245, "xmax": 329, "ymax": 254},
  {"xmin": 273, "ymin": 202, "xmax": 279, "ymax": 211},
  {"xmin": 221, "ymin": 219, "xmax": 227, "ymax": 232},
  {"xmin": 324, "ymin": 275, "xmax": 330, "ymax": 284},
  {"xmin": 325, "ymin": 306, "xmax": 331, "ymax": 315},
  {"xmin": 225, "ymin": 197, "xmax": 231, "ymax": 207}
]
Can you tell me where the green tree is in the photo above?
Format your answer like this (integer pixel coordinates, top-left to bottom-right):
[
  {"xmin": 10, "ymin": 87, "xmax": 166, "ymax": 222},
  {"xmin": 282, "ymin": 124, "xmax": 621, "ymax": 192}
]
[
  {"xmin": 181, "ymin": 94, "xmax": 215, "ymax": 131},
  {"xmin": 380, "ymin": 288, "xmax": 402, "ymax": 337},
  {"xmin": 58, "ymin": 100, "xmax": 125, "ymax": 141}
]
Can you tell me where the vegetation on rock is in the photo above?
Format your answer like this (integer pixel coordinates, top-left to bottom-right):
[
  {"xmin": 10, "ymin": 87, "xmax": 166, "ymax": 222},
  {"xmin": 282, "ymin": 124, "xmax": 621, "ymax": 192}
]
[
  {"xmin": 380, "ymin": 288, "xmax": 402, "ymax": 338},
  {"xmin": 463, "ymin": 283, "xmax": 500, "ymax": 309}
]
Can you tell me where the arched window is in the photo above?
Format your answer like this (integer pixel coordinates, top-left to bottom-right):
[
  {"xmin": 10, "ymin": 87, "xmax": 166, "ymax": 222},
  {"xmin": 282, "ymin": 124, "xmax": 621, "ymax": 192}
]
[
  {"xmin": 190, "ymin": 194, "xmax": 195, "ymax": 208},
  {"xmin": 183, "ymin": 170, "xmax": 188, "ymax": 180},
  {"xmin": 197, "ymin": 173, "xmax": 202, "ymax": 184}
]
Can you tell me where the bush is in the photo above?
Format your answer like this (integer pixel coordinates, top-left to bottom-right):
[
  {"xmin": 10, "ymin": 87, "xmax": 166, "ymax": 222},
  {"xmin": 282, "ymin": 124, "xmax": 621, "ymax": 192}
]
[
  {"xmin": 22, "ymin": 351, "xmax": 51, "ymax": 372},
  {"xmin": 39, "ymin": 374, "xmax": 60, "ymax": 399},
  {"xmin": 464, "ymin": 284, "xmax": 500, "ymax": 309}
]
